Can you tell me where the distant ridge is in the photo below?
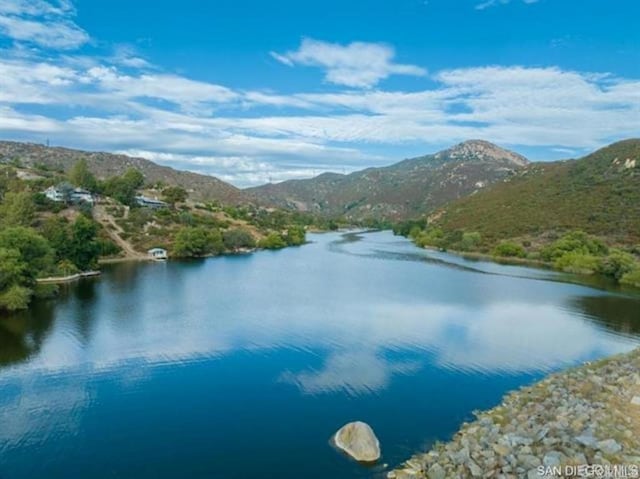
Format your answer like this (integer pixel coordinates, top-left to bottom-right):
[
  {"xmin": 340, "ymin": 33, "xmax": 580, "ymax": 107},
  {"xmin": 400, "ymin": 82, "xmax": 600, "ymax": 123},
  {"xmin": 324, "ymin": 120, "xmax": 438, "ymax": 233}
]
[
  {"xmin": 0, "ymin": 141, "xmax": 248, "ymax": 204},
  {"xmin": 247, "ymin": 140, "xmax": 529, "ymax": 220}
]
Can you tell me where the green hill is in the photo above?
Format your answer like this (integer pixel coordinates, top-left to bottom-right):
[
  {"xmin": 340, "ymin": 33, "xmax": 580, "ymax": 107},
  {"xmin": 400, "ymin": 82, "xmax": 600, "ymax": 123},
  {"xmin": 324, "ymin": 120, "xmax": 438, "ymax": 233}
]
[
  {"xmin": 398, "ymin": 140, "xmax": 640, "ymax": 288},
  {"xmin": 433, "ymin": 139, "xmax": 640, "ymax": 246}
]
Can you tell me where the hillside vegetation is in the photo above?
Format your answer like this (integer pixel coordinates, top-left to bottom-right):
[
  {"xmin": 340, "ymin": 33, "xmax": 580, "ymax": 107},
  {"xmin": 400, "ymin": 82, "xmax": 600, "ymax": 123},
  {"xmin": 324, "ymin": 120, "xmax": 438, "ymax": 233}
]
[
  {"xmin": 397, "ymin": 140, "xmax": 640, "ymax": 288},
  {"xmin": 0, "ymin": 159, "xmax": 314, "ymax": 313},
  {"xmin": 434, "ymin": 139, "xmax": 640, "ymax": 245},
  {"xmin": 248, "ymin": 140, "xmax": 529, "ymax": 220}
]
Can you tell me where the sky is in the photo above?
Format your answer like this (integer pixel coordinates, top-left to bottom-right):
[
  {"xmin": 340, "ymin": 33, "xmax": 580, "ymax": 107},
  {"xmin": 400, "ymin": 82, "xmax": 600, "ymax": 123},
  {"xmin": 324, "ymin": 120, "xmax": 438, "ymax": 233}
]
[{"xmin": 0, "ymin": 0, "xmax": 638, "ymax": 186}]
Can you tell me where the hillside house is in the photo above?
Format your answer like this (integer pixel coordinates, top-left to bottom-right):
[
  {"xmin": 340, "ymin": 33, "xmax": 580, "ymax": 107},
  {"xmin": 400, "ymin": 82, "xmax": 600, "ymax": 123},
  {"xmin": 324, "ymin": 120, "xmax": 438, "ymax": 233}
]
[
  {"xmin": 136, "ymin": 195, "xmax": 167, "ymax": 209},
  {"xmin": 44, "ymin": 185, "xmax": 95, "ymax": 205}
]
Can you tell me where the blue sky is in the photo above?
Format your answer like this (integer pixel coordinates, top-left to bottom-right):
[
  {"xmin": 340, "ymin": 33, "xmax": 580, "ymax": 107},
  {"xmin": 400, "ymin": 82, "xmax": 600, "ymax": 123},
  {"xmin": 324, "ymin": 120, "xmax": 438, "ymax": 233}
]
[{"xmin": 0, "ymin": 0, "xmax": 638, "ymax": 186}]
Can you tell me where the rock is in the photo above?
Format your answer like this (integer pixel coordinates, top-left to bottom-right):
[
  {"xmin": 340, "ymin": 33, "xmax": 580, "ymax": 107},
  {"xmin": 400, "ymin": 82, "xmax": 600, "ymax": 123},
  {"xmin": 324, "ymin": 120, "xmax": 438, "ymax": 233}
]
[
  {"xmin": 575, "ymin": 430, "xmax": 599, "ymax": 448},
  {"xmin": 518, "ymin": 454, "xmax": 541, "ymax": 469},
  {"xmin": 427, "ymin": 463, "xmax": 445, "ymax": 479},
  {"xmin": 449, "ymin": 447, "xmax": 469, "ymax": 465},
  {"xmin": 492, "ymin": 444, "xmax": 510, "ymax": 456},
  {"xmin": 467, "ymin": 460, "xmax": 482, "ymax": 477},
  {"xmin": 543, "ymin": 451, "xmax": 564, "ymax": 467},
  {"xmin": 631, "ymin": 396, "xmax": 640, "ymax": 406},
  {"xmin": 333, "ymin": 421, "xmax": 381, "ymax": 462},
  {"xmin": 597, "ymin": 439, "xmax": 622, "ymax": 454},
  {"xmin": 528, "ymin": 469, "xmax": 542, "ymax": 479}
]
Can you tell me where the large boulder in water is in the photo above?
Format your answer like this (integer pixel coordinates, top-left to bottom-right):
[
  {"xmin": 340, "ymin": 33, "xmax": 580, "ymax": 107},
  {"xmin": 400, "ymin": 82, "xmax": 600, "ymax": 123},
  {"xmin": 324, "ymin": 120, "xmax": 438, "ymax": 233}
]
[{"xmin": 333, "ymin": 421, "xmax": 381, "ymax": 462}]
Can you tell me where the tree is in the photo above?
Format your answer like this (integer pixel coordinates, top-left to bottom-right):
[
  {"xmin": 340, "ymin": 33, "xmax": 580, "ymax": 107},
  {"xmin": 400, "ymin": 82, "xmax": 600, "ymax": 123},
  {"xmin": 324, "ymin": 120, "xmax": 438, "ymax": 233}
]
[
  {"xmin": 173, "ymin": 227, "xmax": 224, "ymax": 257},
  {"xmin": 0, "ymin": 285, "xmax": 31, "ymax": 311},
  {"xmin": 68, "ymin": 216, "xmax": 101, "ymax": 270},
  {"xmin": 0, "ymin": 248, "xmax": 28, "ymax": 291},
  {"xmin": 162, "ymin": 186, "xmax": 188, "ymax": 207},
  {"xmin": 0, "ymin": 191, "xmax": 36, "ymax": 227},
  {"xmin": 258, "ymin": 232, "xmax": 287, "ymax": 250},
  {"xmin": 68, "ymin": 159, "xmax": 97, "ymax": 191},
  {"xmin": 223, "ymin": 228, "xmax": 256, "ymax": 251},
  {"xmin": 0, "ymin": 227, "xmax": 54, "ymax": 280},
  {"xmin": 285, "ymin": 226, "xmax": 306, "ymax": 246},
  {"xmin": 41, "ymin": 216, "xmax": 72, "ymax": 262},
  {"xmin": 0, "ymin": 229, "xmax": 53, "ymax": 312},
  {"xmin": 101, "ymin": 168, "xmax": 145, "ymax": 206},
  {"xmin": 122, "ymin": 168, "xmax": 144, "ymax": 190}
]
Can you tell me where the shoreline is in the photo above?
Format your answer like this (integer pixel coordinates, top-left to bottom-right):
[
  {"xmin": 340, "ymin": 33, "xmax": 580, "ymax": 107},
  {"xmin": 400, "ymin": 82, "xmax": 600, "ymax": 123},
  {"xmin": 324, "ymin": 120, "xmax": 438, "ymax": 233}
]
[
  {"xmin": 413, "ymin": 241, "xmax": 640, "ymax": 295},
  {"xmin": 389, "ymin": 348, "xmax": 640, "ymax": 479},
  {"xmin": 36, "ymin": 270, "xmax": 102, "ymax": 284}
]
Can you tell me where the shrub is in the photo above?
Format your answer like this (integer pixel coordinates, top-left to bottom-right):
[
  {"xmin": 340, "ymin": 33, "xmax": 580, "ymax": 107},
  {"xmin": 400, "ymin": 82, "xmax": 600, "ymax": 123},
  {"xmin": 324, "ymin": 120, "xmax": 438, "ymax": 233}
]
[
  {"xmin": 223, "ymin": 228, "xmax": 256, "ymax": 250},
  {"xmin": 620, "ymin": 268, "xmax": 640, "ymax": 288},
  {"xmin": 541, "ymin": 230, "xmax": 608, "ymax": 262},
  {"xmin": 258, "ymin": 232, "xmax": 287, "ymax": 250},
  {"xmin": 554, "ymin": 251, "xmax": 601, "ymax": 275},
  {"xmin": 0, "ymin": 284, "xmax": 32, "ymax": 311},
  {"xmin": 285, "ymin": 226, "xmax": 306, "ymax": 246},
  {"xmin": 597, "ymin": 249, "xmax": 637, "ymax": 280},
  {"xmin": 492, "ymin": 241, "xmax": 526, "ymax": 258},
  {"xmin": 459, "ymin": 232, "xmax": 482, "ymax": 251},
  {"xmin": 173, "ymin": 227, "xmax": 224, "ymax": 257}
]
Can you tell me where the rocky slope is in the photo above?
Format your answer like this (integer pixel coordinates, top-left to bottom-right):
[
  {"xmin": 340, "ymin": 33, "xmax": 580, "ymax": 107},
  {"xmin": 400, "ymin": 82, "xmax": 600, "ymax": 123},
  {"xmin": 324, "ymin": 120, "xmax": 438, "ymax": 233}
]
[
  {"xmin": 0, "ymin": 141, "xmax": 248, "ymax": 204},
  {"xmin": 390, "ymin": 348, "xmax": 640, "ymax": 479},
  {"xmin": 247, "ymin": 140, "xmax": 529, "ymax": 221}
]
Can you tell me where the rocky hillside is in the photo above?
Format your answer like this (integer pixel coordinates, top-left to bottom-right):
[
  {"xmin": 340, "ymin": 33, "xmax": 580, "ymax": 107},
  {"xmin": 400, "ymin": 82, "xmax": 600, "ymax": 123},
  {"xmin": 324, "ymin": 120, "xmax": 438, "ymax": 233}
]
[
  {"xmin": 0, "ymin": 141, "xmax": 248, "ymax": 204},
  {"xmin": 432, "ymin": 139, "xmax": 640, "ymax": 245},
  {"xmin": 247, "ymin": 140, "xmax": 529, "ymax": 220}
]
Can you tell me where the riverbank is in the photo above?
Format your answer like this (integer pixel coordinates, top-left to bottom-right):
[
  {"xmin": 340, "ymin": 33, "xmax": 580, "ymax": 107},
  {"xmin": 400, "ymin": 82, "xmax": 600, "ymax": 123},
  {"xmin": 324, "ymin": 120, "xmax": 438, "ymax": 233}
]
[
  {"xmin": 389, "ymin": 348, "xmax": 640, "ymax": 479},
  {"xmin": 36, "ymin": 271, "xmax": 101, "ymax": 284}
]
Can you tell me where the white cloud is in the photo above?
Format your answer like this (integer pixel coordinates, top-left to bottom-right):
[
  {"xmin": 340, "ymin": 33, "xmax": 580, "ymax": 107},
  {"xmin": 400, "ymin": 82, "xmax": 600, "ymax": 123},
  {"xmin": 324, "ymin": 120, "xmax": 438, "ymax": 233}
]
[
  {"xmin": 84, "ymin": 66, "xmax": 239, "ymax": 111},
  {"xmin": 270, "ymin": 38, "xmax": 426, "ymax": 88},
  {"xmin": 0, "ymin": 44, "xmax": 639, "ymax": 185},
  {"xmin": 0, "ymin": 0, "xmax": 88, "ymax": 49},
  {"xmin": 279, "ymin": 351, "xmax": 422, "ymax": 396},
  {"xmin": 476, "ymin": 0, "xmax": 540, "ymax": 10}
]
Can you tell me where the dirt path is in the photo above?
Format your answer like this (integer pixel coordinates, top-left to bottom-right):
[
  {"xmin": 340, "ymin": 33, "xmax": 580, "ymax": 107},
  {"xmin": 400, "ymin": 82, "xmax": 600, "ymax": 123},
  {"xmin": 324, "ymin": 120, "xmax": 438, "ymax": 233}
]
[{"xmin": 94, "ymin": 204, "xmax": 147, "ymax": 260}]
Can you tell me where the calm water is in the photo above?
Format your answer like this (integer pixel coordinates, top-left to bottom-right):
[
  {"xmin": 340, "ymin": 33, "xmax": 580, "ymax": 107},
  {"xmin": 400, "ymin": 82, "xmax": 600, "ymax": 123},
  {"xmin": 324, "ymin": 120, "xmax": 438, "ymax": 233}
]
[{"xmin": 1, "ymin": 231, "xmax": 640, "ymax": 479}]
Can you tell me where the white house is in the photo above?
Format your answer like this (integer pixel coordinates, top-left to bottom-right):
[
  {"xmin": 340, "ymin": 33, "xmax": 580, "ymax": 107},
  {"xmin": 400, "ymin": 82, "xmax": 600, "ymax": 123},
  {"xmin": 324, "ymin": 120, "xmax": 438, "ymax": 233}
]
[
  {"xmin": 71, "ymin": 188, "xmax": 94, "ymax": 205},
  {"xmin": 148, "ymin": 248, "xmax": 168, "ymax": 260},
  {"xmin": 136, "ymin": 195, "xmax": 167, "ymax": 209},
  {"xmin": 44, "ymin": 185, "xmax": 94, "ymax": 205},
  {"xmin": 44, "ymin": 185, "xmax": 66, "ymax": 202}
]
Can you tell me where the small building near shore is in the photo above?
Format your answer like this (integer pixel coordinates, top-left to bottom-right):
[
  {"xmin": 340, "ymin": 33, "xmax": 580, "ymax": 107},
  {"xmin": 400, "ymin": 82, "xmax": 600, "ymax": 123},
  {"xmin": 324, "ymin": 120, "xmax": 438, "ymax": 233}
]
[{"xmin": 148, "ymin": 248, "xmax": 168, "ymax": 260}]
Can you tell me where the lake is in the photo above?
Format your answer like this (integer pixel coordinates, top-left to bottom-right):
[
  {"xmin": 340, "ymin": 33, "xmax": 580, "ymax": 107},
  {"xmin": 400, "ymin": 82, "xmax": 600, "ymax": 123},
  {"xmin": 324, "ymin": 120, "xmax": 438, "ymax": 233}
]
[{"xmin": 1, "ymin": 230, "xmax": 639, "ymax": 479}]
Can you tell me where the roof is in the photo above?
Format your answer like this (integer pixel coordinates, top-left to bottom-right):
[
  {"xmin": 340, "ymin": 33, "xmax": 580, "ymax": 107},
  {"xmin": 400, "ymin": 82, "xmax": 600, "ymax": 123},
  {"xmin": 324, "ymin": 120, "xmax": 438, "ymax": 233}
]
[{"xmin": 148, "ymin": 248, "xmax": 167, "ymax": 253}]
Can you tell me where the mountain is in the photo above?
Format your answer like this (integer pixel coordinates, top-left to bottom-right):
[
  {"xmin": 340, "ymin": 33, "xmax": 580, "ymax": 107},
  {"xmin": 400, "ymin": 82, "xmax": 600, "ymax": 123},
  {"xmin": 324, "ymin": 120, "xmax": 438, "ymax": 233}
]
[
  {"xmin": 432, "ymin": 139, "xmax": 640, "ymax": 245},
  {"xmin": 0, "ymin": 141, "xmax": 248, "ymax": 204},
  {"xmin": 247, "ymin": 140, "xmax": 529, "ymax": 220}
]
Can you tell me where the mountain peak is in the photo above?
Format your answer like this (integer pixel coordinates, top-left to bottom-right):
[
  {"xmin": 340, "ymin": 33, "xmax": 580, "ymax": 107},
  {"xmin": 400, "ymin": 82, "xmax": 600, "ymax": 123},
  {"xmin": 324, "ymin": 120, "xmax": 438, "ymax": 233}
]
[{"xmin": 437, "ymin": 140, "xmax": 529, "ymax": 167}]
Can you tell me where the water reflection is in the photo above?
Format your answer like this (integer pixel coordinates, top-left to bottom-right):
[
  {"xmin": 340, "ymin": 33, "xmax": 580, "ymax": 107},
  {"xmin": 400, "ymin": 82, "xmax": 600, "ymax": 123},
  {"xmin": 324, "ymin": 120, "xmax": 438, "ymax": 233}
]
[
  {"xmin": 1, "ymin": 232, "xmax": 637, "ymax": 387},
  {"xmin": 0, "ymin": 231, "xmax": 639, "ymax": 479},
  {"xmin": 572, "ymin": 294, "xmax": 640, "ymax": 336},
  {"xmin": 0, "ymin": 301, "xmax": 55, "ymax": 367},
  {"xmin": 280, "ymin": 350, "xmax": 423, "ymax": 395}
]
